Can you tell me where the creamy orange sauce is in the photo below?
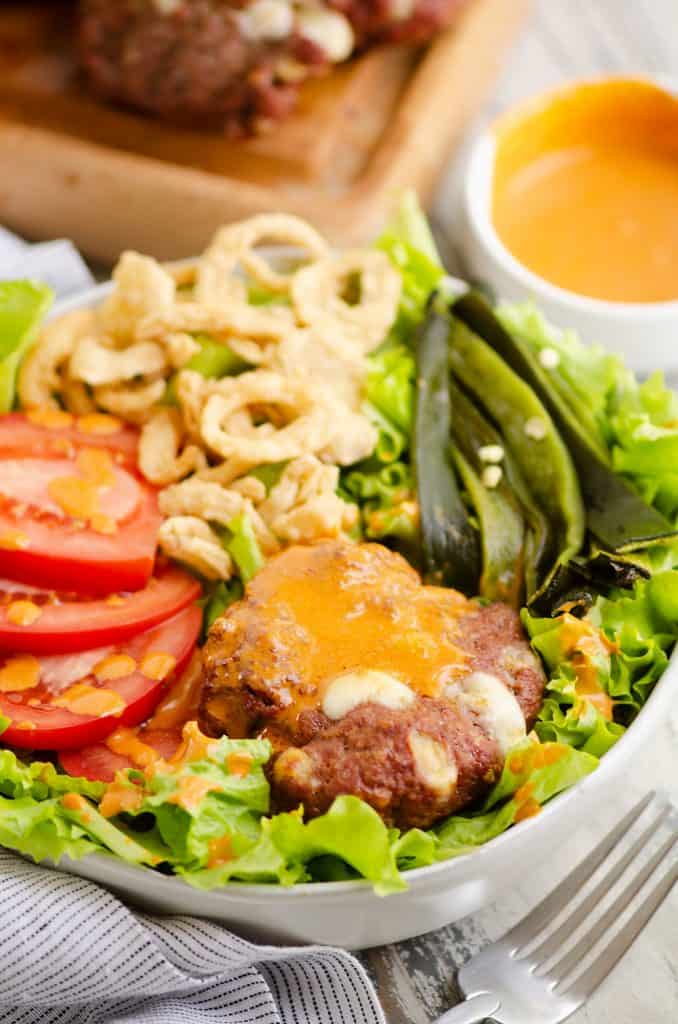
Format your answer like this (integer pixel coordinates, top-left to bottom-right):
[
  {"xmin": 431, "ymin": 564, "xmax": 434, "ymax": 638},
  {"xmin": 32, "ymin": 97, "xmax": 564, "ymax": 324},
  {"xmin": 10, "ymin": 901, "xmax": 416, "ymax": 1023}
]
[
  {"xmin": 5, "ymin": 600, "xmax": 42, "ymax": 626},
  {"xmin": 140, "ymin": 652, "xmax": 177, "ymax": 682},
  {"xmin": 207, "ymin": 835, "xmax": 233, "ymax": 869},
  {"xmin": 492, "ymin": 79, "xmax": 678, "ymax": 303},
  {"xmin": 168, "ymin": 720, "xmax": 215, "ymax": 766},
  {"xmin": 77, "ymin": 413, "xmax": 123, "ymax": 435},
  {"xmin": 100, "ymin": 781, "xmax": 143, "ymax": 818},
  {"xmin": 0, "ymin": 655, "xmax": 41, "ymax": 692},
  {"xmin": 0, "ymin": 530, "xmax": 30, "ymax": 550},
  {"xmin": 48, "ymin": 476, "xmax": 101, "ymax": 520},
  {"xmin": 236, "ymin": 543, "xmax": 471, "ymax": 730},
  {"xmin": 90, "ymin": 514, "xmax": 118, "ymax": 536},
  {"xmin": 168, "ymin": 775, "xmax": 219, "ymax": 812},
  {"xmin": 52, "ymin": 683, "xmax": 126, "ymax": 718},
  {"xmin": 227, "ymin": 752, "xmax": 253, "ymax": 778},
  {"xmin": 27, "ymin": 408, "xmax": 75, "ymax": 430},
  {"xmin": 76, "ymin": 448, "xmax": 116, "ymax": 489},
  {"xmin": 93, "ymin": 653, "xmax": 137, "ymax": 681},
  {"xmin": 147, "ymin": 652, "xmax": 203, "ymax": 730},
  {"xmin": 558, "ymin": 614, "xmax": 614, "ymax": 721},
  {"xmin": 106, "ymin": 727, "xmax": 161, "ymax": 770}
]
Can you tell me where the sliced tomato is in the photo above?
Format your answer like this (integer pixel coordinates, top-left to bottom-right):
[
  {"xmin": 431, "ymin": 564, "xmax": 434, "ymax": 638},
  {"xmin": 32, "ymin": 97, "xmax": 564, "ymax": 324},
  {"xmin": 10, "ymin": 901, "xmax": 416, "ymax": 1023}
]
[
  {"xmin": 0, "ymin": 411, "xmax": 139, "ymax": 464},
  {"xmin": 60, "ymin": 728, "xmax": 182, "ymax": 782},
  {"xmin": 0, "ymin": 563, "xmax": 201, "ymax": 654},
  {"xmin": 0, "ymin": 605, "xmax": 201, "ymax": 750},
  {"xmin": 0, "ymin": 420, "xmax": 162, "ymax": 593}
]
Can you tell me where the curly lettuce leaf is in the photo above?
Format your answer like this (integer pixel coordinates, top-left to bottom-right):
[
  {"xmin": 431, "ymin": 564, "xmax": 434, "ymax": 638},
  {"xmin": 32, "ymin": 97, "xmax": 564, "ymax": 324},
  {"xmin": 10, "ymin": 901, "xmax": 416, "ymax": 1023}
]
[
  {"xmin": 523, "ymin": 569, "xmax": 678, "ymax": 756},
  {"xmin": 377, "ymin": 191, "xmax": 444, "ymax": 344},
  {"xmin": 0, "ymin": 280, "xmax": 53, "ymax": 411},
  {"xmin": 0, "ymin": 751, "xmax": 105, "ymax": 865},
  {"xmin": 498, "ymin": 301, "xmax": 678, "ymax": 522}
]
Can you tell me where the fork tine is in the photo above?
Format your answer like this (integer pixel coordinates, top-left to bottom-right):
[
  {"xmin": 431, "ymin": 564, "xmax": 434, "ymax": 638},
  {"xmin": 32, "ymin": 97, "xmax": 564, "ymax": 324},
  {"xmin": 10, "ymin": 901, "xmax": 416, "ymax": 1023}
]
[
  {"xmin": 558, "ymin": 852, "xmax": 678, "ymax": 1002},
  {"xmin": 527, "ymin": 802, "xmax": 671, "ymax": 967},
  {"xmin": 506, "ymin": 792, "xmax": 657, "ymax": 954},
  {"xmin": 547, "ymin": 830, "xmax": 677, "ymax": 984}
]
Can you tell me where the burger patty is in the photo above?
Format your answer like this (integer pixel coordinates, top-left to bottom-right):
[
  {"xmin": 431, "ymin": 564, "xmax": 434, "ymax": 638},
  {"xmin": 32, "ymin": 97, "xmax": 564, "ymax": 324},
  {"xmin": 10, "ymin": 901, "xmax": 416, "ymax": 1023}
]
[
  {"xmin": 78, "ymin": 0, "xmax": 469, "ymax": 134},
  {"xmin": 200, "ymin": 540, "xmax": 546, "ymax": 829}
]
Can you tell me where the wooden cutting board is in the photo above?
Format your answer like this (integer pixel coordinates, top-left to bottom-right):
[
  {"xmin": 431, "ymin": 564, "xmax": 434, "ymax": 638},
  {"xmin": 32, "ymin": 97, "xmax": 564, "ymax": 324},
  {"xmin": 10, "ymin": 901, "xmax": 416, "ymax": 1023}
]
[{"xmin": 0, "ymin": 0, "xmax": 530, "ymax": 262}]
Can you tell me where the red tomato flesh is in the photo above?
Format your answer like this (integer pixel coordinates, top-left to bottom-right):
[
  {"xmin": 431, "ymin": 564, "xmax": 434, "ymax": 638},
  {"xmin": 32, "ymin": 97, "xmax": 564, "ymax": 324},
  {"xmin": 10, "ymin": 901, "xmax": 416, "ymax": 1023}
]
[
  {"xmin": 0, "ymin": 605, "xmax": 201, "ymax": 750},
  {"xmin": 60, "ymin": 728, "xmax": 182, "ymax": 783},
  {"xmin": 0, "ymin": 414, "xmax": 161, "ymax": 594},
  {"xmin": 0, "ymin": 411, "xmax": 139, "ymax": 464},
  {"xmin": 0, "ymin": 563, "xmax": 201, "ymax": 654}
]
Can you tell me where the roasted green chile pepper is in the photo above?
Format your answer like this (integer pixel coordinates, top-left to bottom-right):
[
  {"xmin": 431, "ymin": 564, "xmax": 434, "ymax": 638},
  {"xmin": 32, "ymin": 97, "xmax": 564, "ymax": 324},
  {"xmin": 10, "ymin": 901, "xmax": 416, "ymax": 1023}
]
[
  {"xmin": 453, "ymin": 291, "xmax": 677, "ymax": 552},
  {"xmin": 448, "ymin": 379, "xmax": 525, "ymax": 606},
  {"xmin": 447, "ymin": 316, "xmax": 585, "ymax": 603},
  {"xmin": 414, "ymin": 311, "xmax": 480, "ymax": 593}
]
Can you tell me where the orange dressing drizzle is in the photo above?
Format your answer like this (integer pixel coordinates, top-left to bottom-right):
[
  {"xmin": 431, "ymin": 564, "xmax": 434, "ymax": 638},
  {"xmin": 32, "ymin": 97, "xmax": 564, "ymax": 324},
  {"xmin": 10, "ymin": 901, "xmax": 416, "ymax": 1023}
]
[
  {"xmin": 27, "ymin": 408, "xmax": 75, "ymax": 429},
  {"xmin": 52, "ymin": 683, "xmax": 126, "ymax": 718},
  {"xmin": 0, "ymin": 530, "xmax": 30, "ymax": 550},
  {"xmin": 168, "ymin": 775, "xmax": 219, "ymax": 812},
  {"xmin": 139, "ymin": 652, "xmax": 177, "ymax": 682},
  {"xmin": 100, "ymin": 781, "xmax": 144, "ymax": 818},
  {"xmin": 0, "ymin": 655, "xmax": 41, "ymax": 692},
  {"xmin": 6, "ymin": 600, "xmax": 42, "ymax": 626},
  {"xmin": 48, "ymin": 476, "xmax": 101, "ymax": 520},
  {"xmin": 227, "ymin": 753, "xmax": 253, "ymax": 778},
  {"xmin": 93, "ymin": 653, "xmax": 137, "ymax": 681},
  {"xmin": 515, "ymin": 798, "xmax": 542, "ymax": 823},
  {"xmin": 106, "ymin": 727, "xmax": 162, "ymax": 770},
  {"xmin": 147, "ymin": 652, "xmax": 203, "ymax": 730},
  {"xmin": 77, "ymin": 413, "xmax": 123, "ymax": 435},
  {"xmin": 207, "ymin": 835, "xmax": 233, "ymax": 869},
  {"xmin": 559, "ymin": 614, "xmax": 615, "ymax": 721}
]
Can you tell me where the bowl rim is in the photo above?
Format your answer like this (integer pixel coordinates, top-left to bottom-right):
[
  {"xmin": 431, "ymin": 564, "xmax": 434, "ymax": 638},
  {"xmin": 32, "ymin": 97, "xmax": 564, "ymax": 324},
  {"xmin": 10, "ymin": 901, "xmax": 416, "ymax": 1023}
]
[
  {"xmin": 46, "ymin": 278, "xmax": 678, "ymax": 899},
  {"xmin": 463, "ymin": 72, "xmax": 678, "ymax": 318}
]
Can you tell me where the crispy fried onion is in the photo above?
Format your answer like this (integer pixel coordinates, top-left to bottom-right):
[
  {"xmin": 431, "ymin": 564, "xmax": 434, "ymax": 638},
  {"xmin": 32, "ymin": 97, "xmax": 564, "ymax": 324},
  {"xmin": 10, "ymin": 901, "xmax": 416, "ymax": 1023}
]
[
  {"xmin": 199, "ymin": 370, "xmax": 335, "ymax": 464},
  {"xmin": 138, "ymin": 300, "xmax": 295, "ymax": 346},
  {"xmin": 291, "ymin": 249, "xmax": 401, "ymax": 355},
  {"xmin": 159, "ymin": 476, "xmax": 278, "ymax": 554},
  {"xmin": 18, "ymin": 309, "xmax": 96, "ymax": 410},
  {"xmin": 93, "ymin": 379, "xmax": 166, "ymax": 424},
  {"xmin": 197, "ymin": 213, "xmax": 329, "ymax": 301},
  {"xmin": 157, "ymin": 516, "xmax": 233, "ymax": 581},
  {"xmin": 98, "ymin": 252, "xmax": 176, "ymax": 340},
  {"xmin": 139, "ymin": 408, "xmax": 207, "ymax": 485},
  {"xmin": 259, "ymin": 456, "xmax": 358, "ymax": 543},
  {"xmin": 69, "ymin": 336, "xmax": 168, "ymax": 387}
]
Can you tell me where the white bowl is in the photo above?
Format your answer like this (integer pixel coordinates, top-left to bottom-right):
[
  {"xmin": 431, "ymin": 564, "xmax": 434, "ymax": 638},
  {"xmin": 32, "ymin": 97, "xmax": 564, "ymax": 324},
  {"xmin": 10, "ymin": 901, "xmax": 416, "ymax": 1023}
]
[
  {"xmin": 461, "ymin": 77, "xmax": 678, "ymax": 375},
  {"xmin": 45, "ymin": 284, "xmax": 678, "ymax": 950}
]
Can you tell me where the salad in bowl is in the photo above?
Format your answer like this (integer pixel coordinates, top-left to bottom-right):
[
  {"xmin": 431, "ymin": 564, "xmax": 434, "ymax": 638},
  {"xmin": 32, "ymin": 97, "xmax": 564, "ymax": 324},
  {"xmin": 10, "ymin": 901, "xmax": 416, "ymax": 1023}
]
[{"xmin": 0, "ymin": 197, "xmax": 677, "ymax": 903}]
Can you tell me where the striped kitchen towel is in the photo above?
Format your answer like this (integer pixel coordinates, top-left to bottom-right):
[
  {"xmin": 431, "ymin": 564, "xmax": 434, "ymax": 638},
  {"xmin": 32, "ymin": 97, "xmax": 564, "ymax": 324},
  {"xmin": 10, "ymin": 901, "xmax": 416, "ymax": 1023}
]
[
  {"xmin": 0, "ymin": 226, "xmax": 387, "ymax": 1024},
  {"xmin": 0, "ymin": 850, "xmax": 386, "ymax": 1024}
]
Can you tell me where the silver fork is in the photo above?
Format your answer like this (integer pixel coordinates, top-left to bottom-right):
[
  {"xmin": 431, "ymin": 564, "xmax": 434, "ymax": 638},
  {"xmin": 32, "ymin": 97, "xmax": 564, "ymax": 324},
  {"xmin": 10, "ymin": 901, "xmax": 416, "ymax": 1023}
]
[{"xmin": 434, "ymin": 792, "xmax": 678, "ymax": 1024}]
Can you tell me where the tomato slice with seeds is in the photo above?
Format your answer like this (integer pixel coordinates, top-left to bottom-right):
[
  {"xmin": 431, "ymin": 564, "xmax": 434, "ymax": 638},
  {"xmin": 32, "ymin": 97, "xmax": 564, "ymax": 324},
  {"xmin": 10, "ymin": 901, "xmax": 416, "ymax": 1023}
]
[
  {"xmin": 60, "ymin": 728, "xmax": 182, "ymax": 783},
  {"xmin": 0, "ymin": 605, "xmax": 201, "ymax": 750},
  {"xmin": 0, "ymin": 414, "xmax": 161, "ymax": 594},
  {"xmin": 0, "ymin": 411, "xmax": 139, "ymax": 464},
  {"xmin": 0, "ymin": 563, "xmax": 201, "ymax": 654}
]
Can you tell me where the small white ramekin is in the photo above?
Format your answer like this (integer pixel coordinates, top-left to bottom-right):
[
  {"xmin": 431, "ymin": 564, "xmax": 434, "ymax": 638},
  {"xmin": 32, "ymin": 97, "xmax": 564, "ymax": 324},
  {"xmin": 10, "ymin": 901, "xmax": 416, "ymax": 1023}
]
[{"xmin": 460, "ymin": 76, "xmax": 678, "ymax": 375}]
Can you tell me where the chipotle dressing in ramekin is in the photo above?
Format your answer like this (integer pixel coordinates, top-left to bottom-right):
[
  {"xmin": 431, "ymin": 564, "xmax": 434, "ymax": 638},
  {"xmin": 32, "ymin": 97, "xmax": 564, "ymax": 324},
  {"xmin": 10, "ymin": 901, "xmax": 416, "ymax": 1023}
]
[{"xmin": 491, "ymin": 79, "xmax": 678, "ymax": 304}]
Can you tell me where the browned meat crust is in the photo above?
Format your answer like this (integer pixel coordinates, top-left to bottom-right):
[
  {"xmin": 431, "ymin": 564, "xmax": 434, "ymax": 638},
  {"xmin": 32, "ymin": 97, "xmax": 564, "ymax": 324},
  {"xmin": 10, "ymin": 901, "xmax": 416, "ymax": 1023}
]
[
  {"xmin": 200, "ymin": 540, "xmax": 546, "ymax": 829},
  {"xmin": 78, "ymin": 0, "xmax": 469, "ymax": 134},
  {"xmin": 270, "ymin": 697, "xmax": 504, "ymax": 828}
]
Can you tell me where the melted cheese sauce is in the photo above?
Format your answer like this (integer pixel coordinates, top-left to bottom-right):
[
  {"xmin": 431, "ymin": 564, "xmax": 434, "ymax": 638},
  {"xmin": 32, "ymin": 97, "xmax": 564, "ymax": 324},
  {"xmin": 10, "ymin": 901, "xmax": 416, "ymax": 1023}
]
[
  {"xmin": 234, "ymin": 543, "xmax": 472, "ymax": 730},
  {"xmin": 492, "ymin": 79, "xmax": 678, "ymax": 303}
]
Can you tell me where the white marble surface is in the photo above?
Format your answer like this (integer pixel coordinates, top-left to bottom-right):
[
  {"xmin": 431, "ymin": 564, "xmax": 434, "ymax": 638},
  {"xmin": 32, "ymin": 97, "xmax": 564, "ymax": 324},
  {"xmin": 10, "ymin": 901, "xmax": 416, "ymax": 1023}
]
[{"xmin": 367, "ymin": 3, "xmax": 678, "ymax": 1022}]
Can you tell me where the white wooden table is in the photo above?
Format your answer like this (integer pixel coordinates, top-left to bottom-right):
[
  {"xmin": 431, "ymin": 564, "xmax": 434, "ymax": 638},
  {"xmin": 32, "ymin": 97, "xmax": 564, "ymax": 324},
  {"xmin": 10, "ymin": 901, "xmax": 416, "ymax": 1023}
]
[{"xmin": 367, "ymin": 3, "xmax": 678, "ymax": 1021}]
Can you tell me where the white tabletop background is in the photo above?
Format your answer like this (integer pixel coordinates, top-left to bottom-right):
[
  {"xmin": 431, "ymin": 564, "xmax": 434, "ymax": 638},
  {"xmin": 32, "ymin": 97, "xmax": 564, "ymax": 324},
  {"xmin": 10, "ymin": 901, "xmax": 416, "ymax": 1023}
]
[{"xmin": 366, "ymin": 3, "xmax": 678, "ymax": 1022}]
